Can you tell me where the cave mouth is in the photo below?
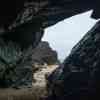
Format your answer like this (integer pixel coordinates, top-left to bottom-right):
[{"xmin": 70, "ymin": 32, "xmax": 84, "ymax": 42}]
[{"xmin": 42, "ymin": 10, "xmax": 97, "ymax": 62}]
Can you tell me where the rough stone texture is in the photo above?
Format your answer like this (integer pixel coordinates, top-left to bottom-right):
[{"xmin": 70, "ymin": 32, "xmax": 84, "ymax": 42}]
[
  {"xmin": 46, "ymin": 21, "xmax": 100, "ymax": 100},
  {"xmin": 0, "ymin": 0, "xmax": 100, "ymax": 30},
  {"xmin": 0, "ymin": 40, "xmax": 59, "ymax": 88},
  {"xmin": 32, "ymin": 41, "xmax": 59, "ymax": 65},
  {"xmin": 0, "ymin": 0, "xmax": 100, "ymax": 89},
  {"xmin": 0, "ymin": 39, "xmax": 33, "ymax": 88}
]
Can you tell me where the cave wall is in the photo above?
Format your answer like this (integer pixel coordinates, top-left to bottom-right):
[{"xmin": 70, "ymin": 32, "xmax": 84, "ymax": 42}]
[
  {"xmin": 0, "ymin": 0, "xmax": 100, "ymax": 29},
  {"xmin": 46, "ymin": 21, "xmax": 100, "ymax": 100},
  {"xmin": 0, "ymin": 0, "xmax": 100, "ymax": 48},
  {"xmin": 0, "ymin": 0, "xmax": 100, "ymax": 90},
  {"xmin": 0, "ymin": 0, "xmax": 100, "ymax": 47}
]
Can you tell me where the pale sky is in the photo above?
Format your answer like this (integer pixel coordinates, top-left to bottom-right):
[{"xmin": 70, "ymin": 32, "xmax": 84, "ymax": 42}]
[{"xmin": 42, "ymin": 10, "xmax": 98, "ymax": 62}]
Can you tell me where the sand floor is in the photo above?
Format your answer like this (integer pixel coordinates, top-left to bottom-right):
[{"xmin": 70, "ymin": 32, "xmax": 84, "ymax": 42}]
[{"xmin": 0, "ymin": 65, "xmax": 58, "ymax": 100}]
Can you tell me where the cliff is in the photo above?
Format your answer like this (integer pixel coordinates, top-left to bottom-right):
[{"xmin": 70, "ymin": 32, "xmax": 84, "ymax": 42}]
[
  {"xmin": 46, "ymin": 20, "xmax": 100, "ymax": 100},
  {"xmin": 32, "ymin": 41, "xmax": 59, "ymax": 65}
]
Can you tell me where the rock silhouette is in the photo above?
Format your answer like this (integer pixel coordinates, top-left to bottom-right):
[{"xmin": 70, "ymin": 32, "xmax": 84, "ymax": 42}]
[
  {"xmin": 32, "ymin": 41, "xmax": 59, "ymax": 65},
  {"xmin": 0, "ymin": 1, "xmax": 100, "ymax": 97},
  {"xmin": 46, "ymin": 21, "xmax": 100, "ymax": 100}
]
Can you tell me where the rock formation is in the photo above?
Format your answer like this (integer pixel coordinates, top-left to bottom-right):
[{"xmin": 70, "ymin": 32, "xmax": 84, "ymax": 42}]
[
  {"xmin": 0, "ymin": 0, "xmax": 100, "ymax": 30},
  {"xmin": 32, "ymin": 41, "xmax": 59, "ymax": 65},
  {"xmin": 46, "ymin": 21, "xmax": 100, "ymax": 100},
  {"xmin": 0, "ymin": 39, "xmax": 33, "ymax": 88},
  {"xmin": 0, "ymin": 0, "xmax": 100, "ymax": 94}
]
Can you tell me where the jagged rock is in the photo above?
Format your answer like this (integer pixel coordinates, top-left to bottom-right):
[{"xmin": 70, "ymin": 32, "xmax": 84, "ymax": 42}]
[
  {"xmin": 0, "ymin": 39, "xmax": 33, "ymax": 88},
  {"xmin": 0, "ymin": 0, "xmax": 100, "ymax": 89},
  {"xmin": 0, "ymin": 40, "xmax": 59, "ymax": 88},
  {"xmin": 46, "ymin": 21, "xmax": 100, "ymax": 100},
  {"xmin": 0, "ymin": 0, "xmax": 99, "ymax": 50},
  {"xmin": 32, "ymin": 41, "xmax": 59, "ymax": 65},
  {"xmin": 0, "ymin": 0, "xmax": 100, "ymax": 30}
]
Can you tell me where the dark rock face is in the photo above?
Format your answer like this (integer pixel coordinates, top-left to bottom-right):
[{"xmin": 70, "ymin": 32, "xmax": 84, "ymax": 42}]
[
  {"xmin": 0, "ymin": 0, "xmax": 100, "ymax": 29},
  {"xmin": 0, "ymin": 40, "xmax": 58, "ymax": 88},
  {"xmin": 46, "ymin": 21, "xmax": 100, "ymax": 100},
  {"xmin": 0, "ymin": 0, "xmax": 99, "ymax": 58},
  {"xmin": 0, "ymin": 39, "xmax": 33, "ymax": 88},
  {"xmin": 32, "ymin": 41, "xmax": 59, "ymax": 65},
  {"xmin": 0, "ymin": 0, "xmax": 99, "ymax": 35},
  {"xmin": 0, "ymin": 0, "xmax": 100, "ymax": 49},
  {"xmin": 0, "ymin": 0, "xmax": 100, "ymax": 90}
]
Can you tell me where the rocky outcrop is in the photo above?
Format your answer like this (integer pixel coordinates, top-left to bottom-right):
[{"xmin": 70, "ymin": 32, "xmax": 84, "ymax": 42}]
[
  {"xmin": 0, "ymin": 0, "xmax": 100, "ymax": 48},
  {"xmin": 0, "ymin": 39, "xmax": 33, "ymax": 88},
  {"xmin": 46, "ymin": 21, "xmax": 100, "ymax": 100},
  {"xmin": 0, "ymin": 0, "xmax": 100, "ymax": 89},
  {"xmin": 0, "ymin": 40, "xmax": 59, "ymax": 88},
  {"xmin": 0, "ymin": 0, "xmax": 100, "ymax": 30},
  {"xmin": 32, "ymin": 41, "xmax": 59, "ymax": 65},
  {"xmin": 0, "ymin": 0, "xmax": 100, "ymax": 50}
]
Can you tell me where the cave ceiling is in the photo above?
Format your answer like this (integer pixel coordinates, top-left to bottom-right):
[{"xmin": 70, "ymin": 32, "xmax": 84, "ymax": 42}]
[
  {"xmin": 0, "ymin": 0, "xmax": 99, "ymax": 48},
  {"xmin": 0, "ymin": 0, "xmax": 99, "ymax": 31}
]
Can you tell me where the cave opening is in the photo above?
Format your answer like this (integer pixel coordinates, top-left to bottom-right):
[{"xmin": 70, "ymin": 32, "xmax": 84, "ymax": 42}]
[{"xmin": 42, "ymin": 10, "xmax": 97, "ymax": 62}]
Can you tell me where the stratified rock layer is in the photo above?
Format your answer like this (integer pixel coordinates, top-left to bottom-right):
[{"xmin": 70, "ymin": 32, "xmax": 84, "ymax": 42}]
[{"xmin": 46, "ymin": 21, "xmax": 100, "ymax": 100}]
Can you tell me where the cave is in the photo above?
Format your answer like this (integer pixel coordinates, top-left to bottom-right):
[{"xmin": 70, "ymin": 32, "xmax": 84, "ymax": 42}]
[
  {"xmin": 42, "ymin": 10, "xmax": 97, "ymax": 61},
  {"xmin": 0, "ymin": 0, "xmax": 100, "ymax": 100}
]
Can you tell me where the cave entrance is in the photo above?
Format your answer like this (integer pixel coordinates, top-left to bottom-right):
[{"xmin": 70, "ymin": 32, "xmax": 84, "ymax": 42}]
[{"xmin": 42, "ymin": 10, "xmax": 97, "ymax": 62}]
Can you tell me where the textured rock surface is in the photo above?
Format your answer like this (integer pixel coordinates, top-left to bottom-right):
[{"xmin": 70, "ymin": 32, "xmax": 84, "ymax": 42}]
[
  {"xmin": 32, "ymin": 41, "xmax": 59, "ymax": 65},
  {"xmin": 0, "ymin": 0, "xmax": 100, "ymax": 48},
  {"xmin": 46, "ymin": 21, "xmax": 100, "ymax": 100},
  {"xmin": 0, "ymin": 39, "xmax": 33, "ymax": 88},
  {"xmin": 0, "ymin": 0, "xmax": 100, "ymax": 89},
  {"xmin": 0, "ymin": 0, "xmax": 100, "ymax": 30},
  {"xmin": 0, "ymin": 40, "xmax": 58, "ymax": 88}
]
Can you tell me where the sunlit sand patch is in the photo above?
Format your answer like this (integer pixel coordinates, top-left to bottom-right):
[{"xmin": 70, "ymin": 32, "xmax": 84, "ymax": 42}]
[{"xmin": 33, "ymin": 64, "xmax": 58, "ymax": 87}]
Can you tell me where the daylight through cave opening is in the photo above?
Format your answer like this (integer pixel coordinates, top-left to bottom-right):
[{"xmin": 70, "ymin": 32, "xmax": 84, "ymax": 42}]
[{"xmin": 42, "ymin": 10, "xmax": 97, "ymax": 62}]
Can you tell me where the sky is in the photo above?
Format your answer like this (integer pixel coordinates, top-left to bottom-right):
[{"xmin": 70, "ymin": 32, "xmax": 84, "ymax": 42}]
[{"xmin": 42, "ymin": 11, "xmax": 98, "ymax": 62}]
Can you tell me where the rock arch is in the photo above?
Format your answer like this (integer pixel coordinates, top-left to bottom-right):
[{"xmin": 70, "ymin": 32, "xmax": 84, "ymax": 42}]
[{"xmin": 0, "ymin": 2, "xmax": 100, "ymax": 99}]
